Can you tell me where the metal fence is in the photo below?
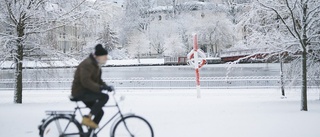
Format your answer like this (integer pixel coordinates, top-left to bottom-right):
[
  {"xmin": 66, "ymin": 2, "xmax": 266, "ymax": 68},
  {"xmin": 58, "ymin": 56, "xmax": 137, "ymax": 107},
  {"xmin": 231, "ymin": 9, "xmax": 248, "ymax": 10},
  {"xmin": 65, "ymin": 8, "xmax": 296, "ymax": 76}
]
[{"xmin": 0, "ymin": 76, "xmax": 319, "ymax": 90}]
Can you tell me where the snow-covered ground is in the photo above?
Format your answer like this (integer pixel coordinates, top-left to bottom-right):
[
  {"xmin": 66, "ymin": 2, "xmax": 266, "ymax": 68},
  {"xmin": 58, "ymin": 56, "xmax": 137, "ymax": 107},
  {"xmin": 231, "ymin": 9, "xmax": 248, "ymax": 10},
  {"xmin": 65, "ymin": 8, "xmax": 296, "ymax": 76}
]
[{"xmin": 1, "ymin": 88, "xmax": 320, "ymax": 137}]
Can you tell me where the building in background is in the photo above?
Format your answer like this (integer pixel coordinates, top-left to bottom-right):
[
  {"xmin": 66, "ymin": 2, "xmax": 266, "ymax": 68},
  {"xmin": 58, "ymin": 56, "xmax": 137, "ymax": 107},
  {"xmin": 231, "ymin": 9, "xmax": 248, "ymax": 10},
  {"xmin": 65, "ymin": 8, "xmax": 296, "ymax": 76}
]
[{"xmin": 46, "ymin": 0, "xmax": 124, "ymax": 57}]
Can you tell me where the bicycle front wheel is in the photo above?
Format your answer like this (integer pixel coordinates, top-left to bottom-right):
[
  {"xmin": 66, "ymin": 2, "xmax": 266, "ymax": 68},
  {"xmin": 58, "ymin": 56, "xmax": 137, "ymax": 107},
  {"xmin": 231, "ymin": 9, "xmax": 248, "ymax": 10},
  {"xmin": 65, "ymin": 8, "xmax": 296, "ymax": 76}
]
[
  {"xmin": 40, "ymin": 116, "xmax": 83, "ymax": 137},
  {"xmin": 111, "ymin": 115, "xmax": 154, "ymax": 137}
]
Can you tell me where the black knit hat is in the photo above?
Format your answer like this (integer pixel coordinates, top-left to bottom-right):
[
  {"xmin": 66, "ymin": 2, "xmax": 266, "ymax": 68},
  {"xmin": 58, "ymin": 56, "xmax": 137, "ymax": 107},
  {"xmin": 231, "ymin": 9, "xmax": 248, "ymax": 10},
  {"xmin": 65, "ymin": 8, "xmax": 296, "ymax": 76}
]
[{"xmin": 94, "ymin": 44, "xmax": 108, "ymax": 56}]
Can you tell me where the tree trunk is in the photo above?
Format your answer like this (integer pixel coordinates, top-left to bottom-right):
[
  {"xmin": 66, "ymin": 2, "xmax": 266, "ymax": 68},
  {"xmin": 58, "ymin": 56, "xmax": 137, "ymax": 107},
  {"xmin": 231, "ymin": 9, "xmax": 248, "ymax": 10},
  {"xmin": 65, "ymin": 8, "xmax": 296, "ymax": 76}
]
[
  {"xmin": 14, "ymin": 20, "xmax": 25, "ymax": 104},
  {"xmin": 301, "ymin": 49, "xmax": 307, "ymax": 111},
  {"xmin": 279, "ymin": 54, "xmax": 285, "ymax": 97},
  {"xmin": 300, "ymin": 2, "xmax": 308, "ymax": 111},
  {"xmin": 14, "ymin": 42, "xmax": 23, "ymax": 104}
]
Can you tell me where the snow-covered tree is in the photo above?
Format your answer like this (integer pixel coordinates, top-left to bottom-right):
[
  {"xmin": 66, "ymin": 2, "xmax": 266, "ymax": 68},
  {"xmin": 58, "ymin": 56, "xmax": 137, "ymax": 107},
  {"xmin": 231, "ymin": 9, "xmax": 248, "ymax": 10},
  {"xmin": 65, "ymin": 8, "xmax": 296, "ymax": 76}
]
[
  {"xmin": 127, "ymin": 31, "xmax": 150, "ymax": 62},
  {"xmin": 198, "ymin": 17, "xmax": 235, "ymax": 56},
  {"xmin": 148, "ymin": 20, "xmax": 178, "ymax": 56},
  {"xmin": 175, "ymin": 9, "xmax": 236, "ymax": 57},
  {"xmin": 97, "ymin": 24, "xmax": 119, "ymax": 51},
  {"xmin": 243, "ymin": 0, "xmax": 320, "ymax": 111},
  {"xmin": 114, "ymin": 0, "xmax": 152, "ymax": 55},
  {"xmin": 121, "ymin": 0, "xmax": 151, "ymax": 32},
  {"xmin": 74, "ymin": 0, "xmax": 123, "ymax": 59},
  {"xmin": 225, "ymin": 0, "xmax": 253, "ymax": 24},
  {"xmin": 163, "ymin": 34, "xmax": 186, "ymax": 57},
  {"xmin": 118, "ymin": 1, "xmax": 238, "ymax": 58},
  {"xmin": 0, "ymin": 0, "xmax": 90, "ymax": 103}
]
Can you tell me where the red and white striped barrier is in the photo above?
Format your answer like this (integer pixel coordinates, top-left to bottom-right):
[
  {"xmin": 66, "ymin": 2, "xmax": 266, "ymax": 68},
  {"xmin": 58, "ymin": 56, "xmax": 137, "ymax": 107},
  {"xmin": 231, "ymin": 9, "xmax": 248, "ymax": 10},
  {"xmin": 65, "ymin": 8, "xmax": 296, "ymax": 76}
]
[{"xmin": 187, "ymin": 34, "xmax": 207, "ymax": 98}]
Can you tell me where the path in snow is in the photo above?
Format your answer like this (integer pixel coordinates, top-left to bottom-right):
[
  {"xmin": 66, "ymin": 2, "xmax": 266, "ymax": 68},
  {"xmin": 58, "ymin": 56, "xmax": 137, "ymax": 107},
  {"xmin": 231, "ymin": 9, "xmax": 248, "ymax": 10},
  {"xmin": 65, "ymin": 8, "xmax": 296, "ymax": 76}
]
[{"xmin": 0, "ymin": 88, "xmax": 320, "ymax": 137}]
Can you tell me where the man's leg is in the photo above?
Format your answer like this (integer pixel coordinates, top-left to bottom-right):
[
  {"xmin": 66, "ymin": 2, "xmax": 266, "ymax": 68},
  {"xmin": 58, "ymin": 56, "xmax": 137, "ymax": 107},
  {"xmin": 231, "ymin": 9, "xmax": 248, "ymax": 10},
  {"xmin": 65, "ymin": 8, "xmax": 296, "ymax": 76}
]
[
  {"xmin": 83, "ymin": 102, "xmax": 104, "ymax": 124},
  {"xmin": 80, "ymin": 91, "xmax": 109, "ymax": 128},
  {"xmin": 93, "ymin": 109, "xmax": 104, "ymax": 124},
  {"xmin": 83, "ymin": 101, "xmax": 104, "ymax": 136},
  {"xmin": 88, "ymin": 93, "xmax": 108, "ymax": 117}
]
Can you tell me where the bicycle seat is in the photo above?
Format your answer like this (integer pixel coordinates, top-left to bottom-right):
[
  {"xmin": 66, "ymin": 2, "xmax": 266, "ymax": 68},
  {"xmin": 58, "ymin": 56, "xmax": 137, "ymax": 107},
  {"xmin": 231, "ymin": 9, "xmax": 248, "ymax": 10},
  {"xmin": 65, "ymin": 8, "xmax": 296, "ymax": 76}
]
[{"xmin": 69, "ymin": 96, "xmax": 81, "ymax": 102}]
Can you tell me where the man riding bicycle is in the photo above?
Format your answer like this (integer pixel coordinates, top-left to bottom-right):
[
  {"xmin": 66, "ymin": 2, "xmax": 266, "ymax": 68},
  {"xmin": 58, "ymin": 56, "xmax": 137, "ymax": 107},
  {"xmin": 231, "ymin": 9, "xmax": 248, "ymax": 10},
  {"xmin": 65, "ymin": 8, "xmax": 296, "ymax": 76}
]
[{"xmin": 71, "ymin": 44, "xmax": 114, "ymax": 129}]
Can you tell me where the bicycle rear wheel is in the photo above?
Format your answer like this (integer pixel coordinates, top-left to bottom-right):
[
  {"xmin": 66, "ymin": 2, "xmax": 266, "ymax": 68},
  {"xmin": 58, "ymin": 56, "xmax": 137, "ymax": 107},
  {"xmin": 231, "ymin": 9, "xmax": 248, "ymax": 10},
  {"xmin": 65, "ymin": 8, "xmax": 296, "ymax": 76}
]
[
  {"xmin": 40, "ymin": 116, "xmax": 83, "ymax": 137},
  {"xmin": 111, "ymin": 115, "xmax": 154, "ymax": 137}
]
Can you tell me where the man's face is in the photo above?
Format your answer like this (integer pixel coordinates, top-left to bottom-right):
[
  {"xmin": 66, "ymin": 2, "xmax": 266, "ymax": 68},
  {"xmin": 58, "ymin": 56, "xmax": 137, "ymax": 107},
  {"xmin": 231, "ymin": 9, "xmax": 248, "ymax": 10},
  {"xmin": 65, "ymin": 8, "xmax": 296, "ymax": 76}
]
[{"xmin": 96, "ymin": 55, "xmax": 108, "ymax": 65}]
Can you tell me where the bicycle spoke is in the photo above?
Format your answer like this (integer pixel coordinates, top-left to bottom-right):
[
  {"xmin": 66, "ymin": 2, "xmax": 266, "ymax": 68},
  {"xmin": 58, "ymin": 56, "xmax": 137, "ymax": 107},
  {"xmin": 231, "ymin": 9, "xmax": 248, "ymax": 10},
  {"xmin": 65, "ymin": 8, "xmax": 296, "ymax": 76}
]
[
  {"xmin": 63, "ymin": 121, "xmax": 72, "ymax": 133},
  {"xmin": 42, "ymin": 117, "xmax": 82, "ymax": 137},
  {"xmin": 54, "ymin": 118, "xmax": 63, "ymax": 134}
]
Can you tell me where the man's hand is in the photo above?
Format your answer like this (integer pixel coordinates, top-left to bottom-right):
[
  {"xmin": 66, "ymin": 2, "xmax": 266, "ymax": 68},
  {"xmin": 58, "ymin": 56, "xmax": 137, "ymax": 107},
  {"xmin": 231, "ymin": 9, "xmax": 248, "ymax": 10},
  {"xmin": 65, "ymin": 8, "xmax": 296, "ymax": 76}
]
[{"xmin": 101, "ymin": 85, "xmax": 114, "ymax": 92}]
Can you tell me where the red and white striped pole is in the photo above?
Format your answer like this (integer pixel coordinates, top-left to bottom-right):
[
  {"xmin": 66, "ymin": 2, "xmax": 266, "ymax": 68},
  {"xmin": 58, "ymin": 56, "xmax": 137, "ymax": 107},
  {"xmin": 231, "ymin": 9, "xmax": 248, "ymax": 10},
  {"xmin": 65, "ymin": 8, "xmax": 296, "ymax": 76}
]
[
  {"xmin": 187, "ymin": 34, "xmax": 206, "ymax": 98},
  {"xmin": 193, "ymin": 34, "xmax": 201, "ymax": 98}
]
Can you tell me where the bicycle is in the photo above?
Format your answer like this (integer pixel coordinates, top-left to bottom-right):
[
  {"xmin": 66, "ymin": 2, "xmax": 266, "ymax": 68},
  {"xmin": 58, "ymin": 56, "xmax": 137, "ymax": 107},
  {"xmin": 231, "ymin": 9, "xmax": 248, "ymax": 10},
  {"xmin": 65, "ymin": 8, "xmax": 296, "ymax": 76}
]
[{"xmin": 38, "ymin": 90, "xmax": 154, "ymax": 137}]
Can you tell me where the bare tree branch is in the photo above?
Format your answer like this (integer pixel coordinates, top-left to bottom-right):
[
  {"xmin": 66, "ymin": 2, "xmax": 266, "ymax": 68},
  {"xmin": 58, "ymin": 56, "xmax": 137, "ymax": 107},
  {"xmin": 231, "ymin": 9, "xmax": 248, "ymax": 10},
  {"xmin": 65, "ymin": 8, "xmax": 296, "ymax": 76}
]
[
  {"xmin": 60, "ymin": 0, "xmax": 87, "ymax": 17},
  {"xmin": 5, "ymin": 0, "xmax": 18, "ymax": 25},
  {"xmin": 257, "ymin": 0, "xmax": 298, "ymax": 39},
  {"xmin": 284, "ymin": 0, "xmax": 303, "ymax": 43},
  {"xmin": 306, "ymin": 4, "xmax": 320, "ymax": 17}
]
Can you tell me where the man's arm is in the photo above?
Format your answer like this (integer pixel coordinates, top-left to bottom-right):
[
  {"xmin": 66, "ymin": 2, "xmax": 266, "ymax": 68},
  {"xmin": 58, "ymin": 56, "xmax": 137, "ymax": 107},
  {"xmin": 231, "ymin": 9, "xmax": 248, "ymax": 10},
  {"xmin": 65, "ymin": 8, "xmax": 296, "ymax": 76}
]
[{"xmin": 98, "ymin": 70, "xmax": 107, "ymax": 86}]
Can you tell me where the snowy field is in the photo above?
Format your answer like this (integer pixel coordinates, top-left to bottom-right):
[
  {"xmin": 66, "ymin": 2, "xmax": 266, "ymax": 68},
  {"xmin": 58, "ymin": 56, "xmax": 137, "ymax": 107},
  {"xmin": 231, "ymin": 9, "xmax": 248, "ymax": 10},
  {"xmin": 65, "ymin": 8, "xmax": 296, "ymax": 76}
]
[{"xmin": 1, "ymin": 88, "xmax": 320, "ymax": 137}]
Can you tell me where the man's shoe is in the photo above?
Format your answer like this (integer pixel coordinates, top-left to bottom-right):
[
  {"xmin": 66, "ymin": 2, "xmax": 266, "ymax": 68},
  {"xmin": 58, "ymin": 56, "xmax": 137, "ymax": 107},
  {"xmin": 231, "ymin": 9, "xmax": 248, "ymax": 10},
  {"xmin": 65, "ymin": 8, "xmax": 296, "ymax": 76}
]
[{"xmin": 81, "ymin": 116, "xmax": 98, "ymax": 129}]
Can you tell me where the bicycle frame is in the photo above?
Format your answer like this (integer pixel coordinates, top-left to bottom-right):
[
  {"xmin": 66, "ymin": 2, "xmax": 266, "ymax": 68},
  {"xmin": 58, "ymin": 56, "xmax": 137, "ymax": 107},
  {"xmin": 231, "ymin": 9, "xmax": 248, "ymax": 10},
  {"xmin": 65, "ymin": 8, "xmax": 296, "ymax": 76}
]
[
  {"xmin": 39, "ymin": 90, "xmax": 153, "ymax": 137},
  {"xmin": 70, "ymin": 92, "xmax": 134, "ymax": 136}
]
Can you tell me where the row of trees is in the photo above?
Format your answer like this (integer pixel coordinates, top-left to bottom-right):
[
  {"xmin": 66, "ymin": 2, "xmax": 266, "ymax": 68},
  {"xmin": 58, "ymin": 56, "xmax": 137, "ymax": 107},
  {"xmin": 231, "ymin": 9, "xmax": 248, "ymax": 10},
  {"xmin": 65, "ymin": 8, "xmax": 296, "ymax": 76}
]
[
  {"xmin": 117, "ymin": 0, "xmax": 238, "ymax": 59},
  {"xmin": 0, "ymin": 0, "xmax": 319, "ymax": 112}
]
